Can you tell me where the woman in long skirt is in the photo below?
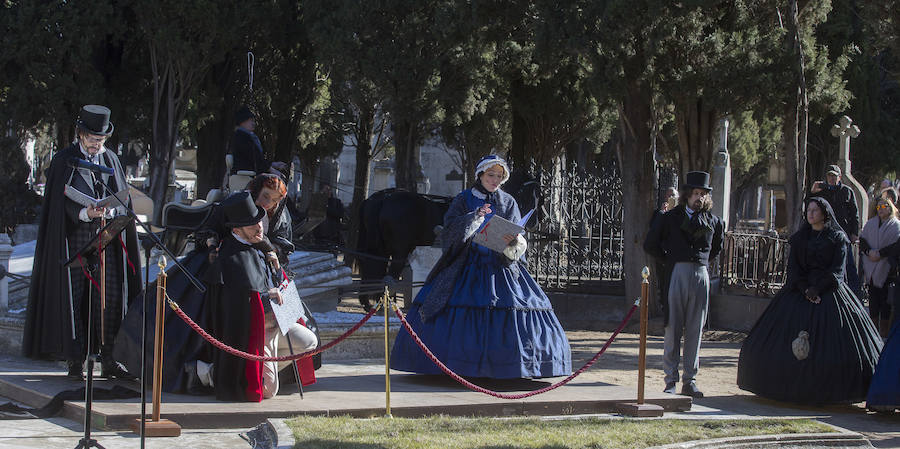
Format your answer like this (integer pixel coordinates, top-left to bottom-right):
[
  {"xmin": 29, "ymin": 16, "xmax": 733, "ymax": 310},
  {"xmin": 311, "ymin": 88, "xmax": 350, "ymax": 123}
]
[
  {"xmin": 391, "ymin": 155, "xmax": 571, "ymax": 379},
  {"xmin": 737, "ymin": 197, "xmax": 883, "ymax": 404}
]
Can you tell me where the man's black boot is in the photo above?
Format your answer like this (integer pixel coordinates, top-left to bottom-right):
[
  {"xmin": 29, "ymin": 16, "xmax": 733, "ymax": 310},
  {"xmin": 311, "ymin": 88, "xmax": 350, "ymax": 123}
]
[{"xmin": 66, "ymin": 360, "xmax": 84, "ymax": 381}]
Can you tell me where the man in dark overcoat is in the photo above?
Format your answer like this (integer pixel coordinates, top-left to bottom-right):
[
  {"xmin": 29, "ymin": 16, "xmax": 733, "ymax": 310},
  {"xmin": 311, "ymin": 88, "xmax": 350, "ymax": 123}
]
[
  {"xmin": 644, "ymin": 171, "xmax": 725, "ymax": 398},
  {"xmin": 23, "ymin": 105, "xmax": 141, "ymax": 379}
]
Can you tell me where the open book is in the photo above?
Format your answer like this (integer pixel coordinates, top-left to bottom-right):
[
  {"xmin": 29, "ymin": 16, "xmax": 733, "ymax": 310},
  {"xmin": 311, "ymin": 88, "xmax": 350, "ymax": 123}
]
[
  {"xmin": 472, "ymin": 212, "xmax": 530, "ymax": 254},
  {"xmin": 64, "ymin": 185, "xmax": 130, "ymax": 209}
]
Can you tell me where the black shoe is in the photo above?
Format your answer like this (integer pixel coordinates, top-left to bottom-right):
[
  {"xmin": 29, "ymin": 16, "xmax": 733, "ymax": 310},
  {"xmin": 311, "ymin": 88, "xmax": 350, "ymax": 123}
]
[
  {"xmin": 681, "ymin": 382, "xmax": 704, "ymax": 398},
  {"xmin": 183, "ymin": 362, "xmax": 211, "ymax": 395},
  {"xmin": 663, "ymin": 382, "xmax": 676, "ymax": 394},
  {"xmin": 66, "ymin": 361, "xmax": 84, "ymax": 381},
  {"xmin": 100, "ymin": 360, "xmax": 136, "ymax": 380}
]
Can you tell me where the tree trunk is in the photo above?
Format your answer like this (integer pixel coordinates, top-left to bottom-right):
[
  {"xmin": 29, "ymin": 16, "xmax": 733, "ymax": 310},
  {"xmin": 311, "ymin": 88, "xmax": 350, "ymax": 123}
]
[
  {"xmin": 272, "ymin": 117, "xmax": 296, "ymax": 165},
  {"xmin": 783, "ymin": 0, "xmax": 809, "ymax": 234},
  {"xmin": 616, "ymin": 80, "xmax": 659, "ymax": 313},
  {"xmin": 392, "ymin": 120, "xmax": 419, "ymax": 192},
  {"xmin": 347, "ymin": 111, "xmax": 374, "ymax": 265},
  {"xmin": 675, "ymin": 97, "xmax": 718, "ymax": 178},
  {"xmin": 195, "ymin": 113, "xmax": 228, "ymax": 200},
  {"xmin": 298, "ymin": 160, "xmax": 319, "ymax": 214},
  {"xmin": 508, "ymin": 79, "xmax": 528, "ymax": 168}
]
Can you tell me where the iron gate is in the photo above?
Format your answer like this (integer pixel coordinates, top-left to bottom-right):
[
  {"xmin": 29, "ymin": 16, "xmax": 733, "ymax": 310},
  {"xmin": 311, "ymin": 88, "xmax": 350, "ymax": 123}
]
[{"xmin": 526, "ymin": 161, "xmax": 624, "ymax": 292}]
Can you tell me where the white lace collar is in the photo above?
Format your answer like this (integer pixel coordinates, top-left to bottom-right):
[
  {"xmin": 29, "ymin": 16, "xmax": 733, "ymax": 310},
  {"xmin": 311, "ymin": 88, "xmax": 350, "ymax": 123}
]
[{"xmin": 471, "ymin": 188, "xmax": 486, "ymax": 200}]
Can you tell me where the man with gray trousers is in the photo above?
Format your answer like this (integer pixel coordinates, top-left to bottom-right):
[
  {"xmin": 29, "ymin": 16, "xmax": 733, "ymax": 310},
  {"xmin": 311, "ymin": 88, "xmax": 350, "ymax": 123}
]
[{"xmin": 644, "ymin": 171, "xmax": 725, "ymax": 398}]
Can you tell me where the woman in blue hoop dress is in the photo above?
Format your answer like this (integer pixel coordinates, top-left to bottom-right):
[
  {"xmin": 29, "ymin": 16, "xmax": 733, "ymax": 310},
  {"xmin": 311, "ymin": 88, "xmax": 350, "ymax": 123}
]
[{"xmin": 391, "ymin": 155, "xmax": 572, "ymax": 379}]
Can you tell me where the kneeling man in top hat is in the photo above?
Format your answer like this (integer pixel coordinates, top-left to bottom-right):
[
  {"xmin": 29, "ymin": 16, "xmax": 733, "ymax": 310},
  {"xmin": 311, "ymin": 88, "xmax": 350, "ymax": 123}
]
[
  {"xmin": 199, "ymin": 192, "xmax": 317, "ymax": 401},
  {"xmin": 644, "ymin": 171, "xmax": 725, "ymax": 398}
]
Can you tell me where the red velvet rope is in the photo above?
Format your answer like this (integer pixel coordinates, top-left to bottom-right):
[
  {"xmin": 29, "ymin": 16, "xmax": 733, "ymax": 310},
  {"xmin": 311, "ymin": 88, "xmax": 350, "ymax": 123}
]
[
  {"xmin": 77, "ymin": 254, "xmax": 101, "ymax": 291},
  {"xmin": 118, "ymin": 235, "xmax": 136, "ymax": 275},
  {"xmin": 169, "ymin": 298, "xmax": 379, "ymax": 362},
  {"xmin": 393, "ymin": 304, "xmax": 638, "ymax": 400}
]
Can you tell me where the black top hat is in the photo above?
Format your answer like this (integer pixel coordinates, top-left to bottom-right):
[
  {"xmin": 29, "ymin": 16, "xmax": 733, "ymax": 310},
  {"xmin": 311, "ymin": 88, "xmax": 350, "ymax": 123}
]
[
  {"xmin": 76, "ymin": 105, "xmax": 114, "ymax": 136},
  {"xmin": 682, "ymin": 171, "xmax": 713, "ymax": 191},
  {"xmin": 234, "ymin": 105, "xmax": 255, "ymax": 125},
  {"xmin": 222, "ymin": 192, "xmax": 266, "ymax": 228}
]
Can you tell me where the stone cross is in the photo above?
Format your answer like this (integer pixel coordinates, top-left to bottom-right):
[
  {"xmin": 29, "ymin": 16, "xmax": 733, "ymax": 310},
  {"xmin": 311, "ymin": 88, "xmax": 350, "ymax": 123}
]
[{"xmin": 830, "ymin": 115, "xmax": 866, "ymax": 237}]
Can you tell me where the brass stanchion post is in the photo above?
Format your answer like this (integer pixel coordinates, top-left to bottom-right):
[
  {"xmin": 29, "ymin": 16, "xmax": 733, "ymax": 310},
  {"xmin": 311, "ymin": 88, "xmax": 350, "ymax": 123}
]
[
  {"xmin": 638, "ymin": 266, "xmax": 650, "ymax": 404},
  {"xmin": 383, "ymin": 286, "xmax": 393, "ymax": 418},
  {"xmin": 130, "ymin": 256, "xmax": 181, "ymax": 437},
  {"xmin": 615, "ymin": 266, "xmax": 664, "ymax": 417}
]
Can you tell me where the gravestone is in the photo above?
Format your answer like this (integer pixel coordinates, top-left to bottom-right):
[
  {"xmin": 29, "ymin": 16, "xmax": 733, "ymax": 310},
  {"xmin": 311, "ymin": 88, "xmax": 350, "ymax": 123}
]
[
  {"xmin": 711, "ymin": 118, "xmax": 731, "ymax": 228},
  {"xmin": 831, "ymin": 116, "xmax": 866, "ymax": 237},
  {"xmin": 0, "ymin": 234, "xmax": 11, "ymax": 313}
]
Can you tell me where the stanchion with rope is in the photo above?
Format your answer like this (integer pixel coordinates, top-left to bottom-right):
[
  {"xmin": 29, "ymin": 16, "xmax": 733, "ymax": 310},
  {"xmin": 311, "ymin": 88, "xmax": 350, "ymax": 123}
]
[
  {"xmin": 615, "ymin": 267, "xmax": 664, "ymax": 417},
  {"xmin": 390, "ymin": 297, "xmax": 638, "ymax": 400},
  {"xmin": 382, "ymin": 286, "xmax": 392, "ymax": 418},
  {"xmin": 165, "ymin": 266, "xmax": 642, "ymax": 402},
  {"xmin": 131, "ymin": 256, "xmax": 182, "ymax": 436}
]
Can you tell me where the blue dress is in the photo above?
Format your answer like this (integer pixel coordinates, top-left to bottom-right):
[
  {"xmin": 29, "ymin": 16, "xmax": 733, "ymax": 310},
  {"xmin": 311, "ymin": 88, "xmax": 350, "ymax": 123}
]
[
  {"xmin": 391, "ymin": 188, "xmax": 572, "ymax": 379},
  {"xmin": 867, "ymin": 321, "xmax": 900, "ymax": 411}
]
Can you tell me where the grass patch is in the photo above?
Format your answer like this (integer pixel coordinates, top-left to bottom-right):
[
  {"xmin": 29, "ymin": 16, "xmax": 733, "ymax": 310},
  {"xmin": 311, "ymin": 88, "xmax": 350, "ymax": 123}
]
[{"xmin": 286, "ymin": 415, "xmax": 833, "ymax": 449}]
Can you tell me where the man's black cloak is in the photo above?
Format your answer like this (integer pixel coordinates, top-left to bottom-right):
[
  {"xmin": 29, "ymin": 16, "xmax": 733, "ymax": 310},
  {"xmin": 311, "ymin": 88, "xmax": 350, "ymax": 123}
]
[
  {"xmin": 22, "ymin": 144, "xmax": 142, "ymax": 361},
  {"xmin": 203, "ymin": 233, "xmax": 273, "ymax": 402}
]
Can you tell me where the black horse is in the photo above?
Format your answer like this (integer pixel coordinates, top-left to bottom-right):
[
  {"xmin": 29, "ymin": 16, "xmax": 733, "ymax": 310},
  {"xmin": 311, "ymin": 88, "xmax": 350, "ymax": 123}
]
[{"xmin": 355, "ymin": 189, "xmax": 452, "ymax": 310}]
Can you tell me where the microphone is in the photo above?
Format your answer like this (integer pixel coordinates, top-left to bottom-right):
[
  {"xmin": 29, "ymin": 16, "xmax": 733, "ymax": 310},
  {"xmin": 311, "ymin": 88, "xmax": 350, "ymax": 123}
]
[{"xmin": 69, "ymin": 157, "xmax": 114, "ymax": 175}]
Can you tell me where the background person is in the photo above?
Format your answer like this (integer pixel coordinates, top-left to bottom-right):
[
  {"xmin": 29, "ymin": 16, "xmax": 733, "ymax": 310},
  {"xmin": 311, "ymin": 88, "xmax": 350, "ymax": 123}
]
[
  {"xmin": 738, "ymin": 197, "xmax": 882, "ymax": 404},
  {"xmin": 860, "ymin": 198, "xmax": 900, "ymax": 338},
  {"xmin": 644, "ymin": 171, "xmax": 725, "ymax": 399},
  {"xmin": 391, "ymin": 154, "xmax": 572, "ymax": 379},
  {"xmin": 650, "ymin": 186, "xmax": 679, "ymax": 326}
]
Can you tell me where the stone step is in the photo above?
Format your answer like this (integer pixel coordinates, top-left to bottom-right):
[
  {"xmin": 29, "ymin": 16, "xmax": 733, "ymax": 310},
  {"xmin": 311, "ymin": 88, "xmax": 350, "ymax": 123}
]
[
  {"xmin": 291, "ymin": 259, "xmax": 345, "ymax": 279},
  {"xmin": 287, "ymin": 251, "xmax": 334, "ymax": 268}
]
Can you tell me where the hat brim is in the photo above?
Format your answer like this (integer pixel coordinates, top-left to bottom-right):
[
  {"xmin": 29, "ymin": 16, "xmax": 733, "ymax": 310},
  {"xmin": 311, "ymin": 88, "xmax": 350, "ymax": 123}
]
[
  {"xmin": 224, "ymin": 206, "xmax": 266, "ymax": 228},
  {"xmin": 76, "ymin": 120, "xmax": 114, "ymax": 136},
  {"xmin": 682, "ymin": 183, "xmax": 713, "ymax": 192},
  {"xmin": 827, "ymin": 170, "xmax": 840, "ymax": 176}
]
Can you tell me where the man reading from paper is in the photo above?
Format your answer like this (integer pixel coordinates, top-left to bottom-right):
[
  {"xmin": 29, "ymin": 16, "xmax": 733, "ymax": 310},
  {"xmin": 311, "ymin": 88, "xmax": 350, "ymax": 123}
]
[
  {"xmin": 197, "ymin": 192, "xmax": 317, "ymax": 402},
  {"xmin": 23, "ymin": 105, "xmax": 141, "ymax": 381}
]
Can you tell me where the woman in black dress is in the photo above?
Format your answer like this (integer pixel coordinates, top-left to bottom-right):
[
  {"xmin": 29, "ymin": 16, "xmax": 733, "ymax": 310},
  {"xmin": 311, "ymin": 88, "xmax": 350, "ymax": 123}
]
[{"xmin": 737, "ymin": 197, "xmax": 883, "ymax": 404}]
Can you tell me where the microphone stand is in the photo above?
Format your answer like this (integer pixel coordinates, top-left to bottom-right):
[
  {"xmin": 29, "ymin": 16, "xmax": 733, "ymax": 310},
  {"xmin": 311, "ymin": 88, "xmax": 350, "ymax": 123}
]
[{"xmin": 91, "ymin": 173, "xmax": 204, "ymax": 448}]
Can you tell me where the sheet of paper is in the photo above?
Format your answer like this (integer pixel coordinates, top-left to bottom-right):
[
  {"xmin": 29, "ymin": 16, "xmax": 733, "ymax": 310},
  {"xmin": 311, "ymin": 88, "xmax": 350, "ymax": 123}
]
[
  {"xmin": 96, "ymin": 188, "xmax": 131, "ymax": 208},
  {"xmin": 272, "ymin": 278, "xmax": 304, "ymax": 335},
  {"xmin": 472, "ymin": 214, "xmax": 525, "ymax": 254},
  {"xmin": 64, "ymin": 185, "xmax": 130, "ymax": 209}
]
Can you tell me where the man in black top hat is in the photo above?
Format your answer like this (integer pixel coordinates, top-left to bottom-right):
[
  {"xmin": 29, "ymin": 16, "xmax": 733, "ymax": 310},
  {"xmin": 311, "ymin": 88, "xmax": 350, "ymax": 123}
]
[
  {"xmin": 229, "ymin": 105, "xmax": 287, "ymax": 176},
  {"xmin": 644, "ymin": 171, "xmax": 725, "ymax": 399},
  {"xmin": 808, "ymin": 164, "xmax": 861, "ymax": 292},
  {"xmin": 198, "ymin": 192, "xmax": 317, "ymax": 401},
  {"xmin": 23, "ymin": 105, "xmax": 142, "ymax": 380}
]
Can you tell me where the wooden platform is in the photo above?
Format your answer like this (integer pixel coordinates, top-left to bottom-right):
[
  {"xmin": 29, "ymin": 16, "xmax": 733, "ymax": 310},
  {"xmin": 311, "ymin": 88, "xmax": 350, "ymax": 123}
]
[{"xmin": 0, "ymin": 355, "xmax": 691, "ymax": 430}]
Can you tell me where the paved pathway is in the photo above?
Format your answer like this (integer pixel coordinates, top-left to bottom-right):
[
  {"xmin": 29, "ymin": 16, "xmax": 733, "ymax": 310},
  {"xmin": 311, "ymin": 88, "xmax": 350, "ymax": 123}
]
[{"xmin": 1, "ymin": 330, "xmax": 897, "ymax": 448}]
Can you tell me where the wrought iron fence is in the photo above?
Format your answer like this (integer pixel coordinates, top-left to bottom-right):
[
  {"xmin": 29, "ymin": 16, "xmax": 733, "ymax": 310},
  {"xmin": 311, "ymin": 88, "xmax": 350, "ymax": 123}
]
[
  {"xmin": 718, "ymin": 231, "xmax": 789, "ymax": 296},
  {"xmin": 526, "ymin": 161, "xmax": 624, "ymax": 292}
]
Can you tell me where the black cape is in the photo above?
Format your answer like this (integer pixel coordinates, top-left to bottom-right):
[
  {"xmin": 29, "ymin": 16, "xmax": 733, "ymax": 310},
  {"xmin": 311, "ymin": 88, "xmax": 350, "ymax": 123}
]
[
  {"xmin": 204, "ymin": 234, "xmax": 273, "ymax": 401},
  {"xmin": 22, "ymin": 144, "xmax": 142, "ymax": 360}
]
